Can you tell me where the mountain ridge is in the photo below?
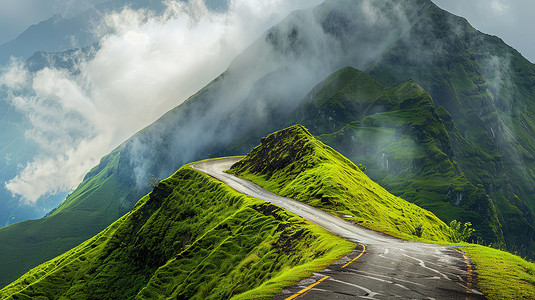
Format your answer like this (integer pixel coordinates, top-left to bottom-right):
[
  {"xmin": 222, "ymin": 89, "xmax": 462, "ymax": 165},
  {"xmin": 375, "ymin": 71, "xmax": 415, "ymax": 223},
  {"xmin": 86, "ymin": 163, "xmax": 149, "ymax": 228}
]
[
  {"xmin": 228, "ymin": 124, "xmax": 452, "ymax": 242},
  {"xmin": 289, "ymin": 66, "xmax": 504, "ymax": 244}
]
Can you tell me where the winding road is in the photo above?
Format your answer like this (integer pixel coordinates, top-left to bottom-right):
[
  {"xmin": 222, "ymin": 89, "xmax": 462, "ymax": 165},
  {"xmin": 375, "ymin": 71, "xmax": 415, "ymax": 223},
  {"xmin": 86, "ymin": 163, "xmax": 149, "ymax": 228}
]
[{"xmin": 191, "ymin": 157, "xmax": 485, "ymax": 299}]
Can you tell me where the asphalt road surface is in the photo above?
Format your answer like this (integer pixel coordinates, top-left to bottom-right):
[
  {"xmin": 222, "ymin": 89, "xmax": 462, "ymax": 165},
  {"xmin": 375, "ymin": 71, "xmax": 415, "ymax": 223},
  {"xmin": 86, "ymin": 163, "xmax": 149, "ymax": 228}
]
[{"xmin": 191, "ymin": 157, "xmax": 486, "ymax": 299}]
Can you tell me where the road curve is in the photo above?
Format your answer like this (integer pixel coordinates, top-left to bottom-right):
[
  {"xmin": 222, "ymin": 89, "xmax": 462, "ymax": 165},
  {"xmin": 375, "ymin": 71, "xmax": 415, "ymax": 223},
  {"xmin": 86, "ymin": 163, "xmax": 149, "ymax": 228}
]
[{"xmin": 191, "ymin": 157, "xmax": 485, "ymax": 299}]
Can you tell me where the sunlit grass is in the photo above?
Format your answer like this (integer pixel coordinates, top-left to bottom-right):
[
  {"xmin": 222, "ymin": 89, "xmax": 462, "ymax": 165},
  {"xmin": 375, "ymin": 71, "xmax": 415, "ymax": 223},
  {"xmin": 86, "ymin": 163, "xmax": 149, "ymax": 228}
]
[
  {"xmin": 462, "ymin": 244, "xmax": 535, "ymax": 299},
  {"xmin": 229, "ymin": 124, "xmax": 535, "ymax": 299},
  {"xmin": 0, "ymin": 164, "xmax": 353, "ymax": 299}
]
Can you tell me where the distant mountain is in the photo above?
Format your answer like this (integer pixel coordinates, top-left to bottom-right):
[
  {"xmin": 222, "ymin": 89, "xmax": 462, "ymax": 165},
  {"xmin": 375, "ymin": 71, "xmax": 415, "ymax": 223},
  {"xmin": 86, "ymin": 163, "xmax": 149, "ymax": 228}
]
[
  {"xmin": 1, "ymin": 0, "xmax": 535, "ymax": 287},
  {"xmin": 0, "ymin": 92, "xmax": 67, "ymax": 227},
  {"xmin": 0, "ymin": 0, "xmax": 229, "ymax": 65}
]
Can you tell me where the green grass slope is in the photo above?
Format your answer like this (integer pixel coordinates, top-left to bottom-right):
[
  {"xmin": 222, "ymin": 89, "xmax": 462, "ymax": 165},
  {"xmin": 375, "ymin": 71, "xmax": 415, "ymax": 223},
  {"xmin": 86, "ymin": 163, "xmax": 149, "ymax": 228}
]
[
  {"xmin": 463, "ymin": 245, "xmax": 535, "ymax": 299},
  {"xmin": 0, "ymin": 72, "xmax": 228, "ymax": 288},
  {"xmin": 229, "ymin": 124, "xmax": 451, "ymax": 242},
  {"xmin": 288, "ymin": 67, "xmax": 503, "ymax": 244},
  {"xmin": 0, "ymin": 163, "xmax": 353, "ymax": 299}
]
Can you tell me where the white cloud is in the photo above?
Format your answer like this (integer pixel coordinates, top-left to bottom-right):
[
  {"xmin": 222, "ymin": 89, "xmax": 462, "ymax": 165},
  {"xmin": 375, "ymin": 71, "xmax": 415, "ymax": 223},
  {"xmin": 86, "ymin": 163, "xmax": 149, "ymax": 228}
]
[
  {"xmin": 5, "ymin": 138, "xmax": 104, "ymax": 204},
  {"xmin": 490, "ymin": 0, "xmax": 509, "ymax": 15},
  {"xmin": 2, "ymin": 0, "xmax": 323, "ymax": 204},
  {"xmin": 0, "ymin": 59, "xmax": 28, "ymax": 89}
]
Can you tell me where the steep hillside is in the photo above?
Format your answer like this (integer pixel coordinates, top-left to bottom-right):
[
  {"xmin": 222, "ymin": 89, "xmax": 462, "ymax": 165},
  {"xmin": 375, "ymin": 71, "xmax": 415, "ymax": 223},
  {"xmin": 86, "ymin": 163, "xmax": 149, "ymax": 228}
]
[
  {"xmin": 288, "ymin": 67, "xmax": 503, "ymax": 244},
  {"xmin": 229, "ymin": 125, "xmax": 452, "ymax": 242},
  {"xmin": 0, "ymin": 146, "xmax": 141, "ymax": 287},
  {"xmin": 3, "ymin": 0, "xmax": 535, "ymax": 286},
  {"xmin": 0, "ymin": 164, "xmax": 353, "ymax": 299}
]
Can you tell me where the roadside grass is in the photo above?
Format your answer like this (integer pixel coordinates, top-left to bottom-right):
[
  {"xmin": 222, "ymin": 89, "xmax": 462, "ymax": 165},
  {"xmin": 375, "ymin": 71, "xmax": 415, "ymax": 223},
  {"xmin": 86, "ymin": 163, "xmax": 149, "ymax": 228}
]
[
  {"xmin": 0, "ymin": 164, "xmax": 354, "ymax": 299},
  {"xmin": 228, "ymin": 124, "xmax": 452, "ymax": 243},
  {"xmin": 462, "ymin": 244, "xmax": 535, "ymax": 299}
]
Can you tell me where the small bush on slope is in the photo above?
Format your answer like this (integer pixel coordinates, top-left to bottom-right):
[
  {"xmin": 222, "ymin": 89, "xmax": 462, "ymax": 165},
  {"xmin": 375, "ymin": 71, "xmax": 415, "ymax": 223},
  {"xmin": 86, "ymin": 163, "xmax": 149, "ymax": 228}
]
[
  {"xmin": 229, "ymin": 124, "xmax": 451, "ymax": 242},
  {"xmin": 0, "ymin": 165, "xmax": 353, "ymax": 299}
]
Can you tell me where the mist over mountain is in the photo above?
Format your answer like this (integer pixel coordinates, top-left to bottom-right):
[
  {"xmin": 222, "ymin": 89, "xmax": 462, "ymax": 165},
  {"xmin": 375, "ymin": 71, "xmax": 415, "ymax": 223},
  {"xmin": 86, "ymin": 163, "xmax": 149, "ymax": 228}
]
[
  {"xmin": 79, "ymin": 0, "xmax": 535, "ymax": 254},
  {"xmin": 0, "ymin": 0, "xmax": 319, "ymax": 227}
]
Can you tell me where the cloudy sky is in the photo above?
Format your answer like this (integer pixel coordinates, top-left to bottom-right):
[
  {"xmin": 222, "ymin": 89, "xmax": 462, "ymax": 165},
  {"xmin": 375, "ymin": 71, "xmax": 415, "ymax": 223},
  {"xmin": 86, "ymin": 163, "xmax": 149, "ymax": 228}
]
[
  {"xmin": 0, "ymin": 0, "xmax": 108, "ymax": 44},
  {"xmin": 0, "ymin": 0, "xmax": 533, "ymax": 62},
  {"xmin": 433, "ymin": 0, "xmax": 535, "ymax": 62},
  {"xmin": 1, "ymin": 0, "xmax": 325, "ymax": 204}
]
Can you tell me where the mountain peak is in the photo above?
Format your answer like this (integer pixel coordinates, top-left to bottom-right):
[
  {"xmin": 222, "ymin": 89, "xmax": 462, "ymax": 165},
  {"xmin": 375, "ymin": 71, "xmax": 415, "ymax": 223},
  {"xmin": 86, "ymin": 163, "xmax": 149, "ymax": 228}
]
[{"xmin": 233, "ymin": 124, "xmax": 322, "ymax": 176}]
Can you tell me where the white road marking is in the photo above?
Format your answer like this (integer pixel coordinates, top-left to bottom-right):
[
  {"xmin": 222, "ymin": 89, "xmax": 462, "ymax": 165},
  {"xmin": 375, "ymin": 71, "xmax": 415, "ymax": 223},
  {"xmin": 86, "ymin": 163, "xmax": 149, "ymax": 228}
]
[
  {"xmin": 401, "ymin": 253, "xmax": 450, "ymax": 280},
  {"xmin": 328, "ymin": 277, "xmax": 381, "ymax": 299},
  {"xmin": 344, "ymin": 268, "xmax": 427, "ymax": 288}
]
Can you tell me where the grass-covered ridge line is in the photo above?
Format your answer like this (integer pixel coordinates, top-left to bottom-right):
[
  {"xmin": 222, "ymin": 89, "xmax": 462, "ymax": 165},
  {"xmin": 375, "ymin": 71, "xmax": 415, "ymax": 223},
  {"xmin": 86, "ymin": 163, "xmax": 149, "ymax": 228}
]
[
  {"xmin": 229, "ymin": 124, "xmax": 451, "ymax": 242},
  {"xmin": 0, "ymin": 164, "xmax": 353, "ymax": 299}
]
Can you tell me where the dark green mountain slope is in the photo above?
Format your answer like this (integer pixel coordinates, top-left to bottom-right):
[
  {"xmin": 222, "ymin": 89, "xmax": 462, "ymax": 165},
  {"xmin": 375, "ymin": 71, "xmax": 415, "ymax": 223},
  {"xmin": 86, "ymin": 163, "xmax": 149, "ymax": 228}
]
[
  {"xmin": 289, "ymin": 66, "xmax": 504, "ymax": 244},
  {"xmin": 0, "ymin": 146, "xmax": 141, "ymax": 287},
  {"xmin": 366, "ymin": 6, "xmax": 535, "ymax": 253},
  {"xmin": 0, "ymin": 164, "xmax": 352, "ymax": 299},
  {"xmin": 2, "ymin": 0, "xmax": 535, "ymax": 286}
]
